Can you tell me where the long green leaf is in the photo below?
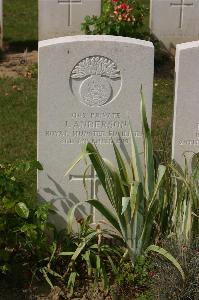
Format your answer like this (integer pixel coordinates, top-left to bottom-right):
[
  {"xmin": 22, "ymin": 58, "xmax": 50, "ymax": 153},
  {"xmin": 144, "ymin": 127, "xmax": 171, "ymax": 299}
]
[
  {"xmin": 121, "ymin": 197, "xmax": 130, "ymax": 215},
  {"xmin": 86, "ymin": 144, "xmax": 128, "ymax": 243},
  {"xmin": 67, "ymin": 272, "xmax": 77, "ymax": 295},
  {"xmin": 129, "ymin": 122, "xmax": 144, "ymax": 185},
  {"xmin": 87, "ymin": 199, "xmax": 121, "ymax": 234},
  {"xmin": 130, "ymin": 182, "xmax": 140, "ymax": 217},
  {"xmin": 140, "ymin": 87, "xmax": 154, "ymax": 198},
  {"xmin": 71, "ymin": 231, "xmax": 97, "ymax": 261},
  {"xmin": 82, "ymin": 250, "xmax": 92, "ymax": 276},
  {"xmin": 40, "ymin": 268, "xmax": 54, "ymax": 289},
  {"xmin": 146, "ymin": 245, "xmax": 185, "ymax": 281},
  {"xmin": 59, "ymin": 252, "xmax": 74, "ymax": 256},
  {"xmin": 148, "ymin": 164, "xmax": 166, "ymax": 211},
  {"xmin": 86, "ymin": 143, "xmax": 107, "ymax": 192},
  {"xmin": 112, "ymin": 141, "xmax": 129, "ymax": 196},
  {"xmin": 64, "ymin": 150, "xmax": 87, "ymax": 177}
]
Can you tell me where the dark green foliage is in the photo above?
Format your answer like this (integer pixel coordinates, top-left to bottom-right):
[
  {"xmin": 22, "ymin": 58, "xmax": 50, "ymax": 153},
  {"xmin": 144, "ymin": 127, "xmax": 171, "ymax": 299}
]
[
  {"xmin": 115, "ymin": 256, "xmax": 150, "ymax": 287},
  {"xmin": 82, "ymin": 0, "xmax": 147, "ymax": 38},
  {"xmin": 0, "ymin": 161, "xmax": 55, "ymax": 278},
  {"xmin": 58, "ymin": 216, "xmax": 125, "ymax": 295}
]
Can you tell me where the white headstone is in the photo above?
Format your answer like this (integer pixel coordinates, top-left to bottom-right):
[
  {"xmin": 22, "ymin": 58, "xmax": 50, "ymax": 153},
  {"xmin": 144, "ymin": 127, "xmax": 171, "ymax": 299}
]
[
  {"xmin": 0, "ymin": 0, "xmax": 3, "ymax": 49},
  {"xmin": 39, "ymin": 0, "xmax": 101, "ymax": 40},
  {"xmin": 150, "ymin": 0, "xmax": 199, "ymax": 51},
  {"xmin": 38, "ymin": 35, "xmax": 154, "ymax": 227},
  {"xmin": 172, "ymin": 41, "xmax": 199, "ymax": 166}
]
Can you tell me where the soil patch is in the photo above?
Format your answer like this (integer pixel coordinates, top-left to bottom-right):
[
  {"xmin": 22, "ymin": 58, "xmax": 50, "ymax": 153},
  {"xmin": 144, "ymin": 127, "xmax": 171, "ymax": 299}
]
[{"xmin": 0, "ymin": 51, "xmax": 38, "ymax": 78}]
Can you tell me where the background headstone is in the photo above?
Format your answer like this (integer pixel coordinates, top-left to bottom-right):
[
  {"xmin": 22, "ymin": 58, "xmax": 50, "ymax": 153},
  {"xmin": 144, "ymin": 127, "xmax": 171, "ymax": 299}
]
[
  {"xmin": 38, "ymin": 35, "xmax": 154, "ymax": 227},
  {"xmin": 39, "ymin": 0, "xmax": 101, "ymax": 40},
  {"xmin": 172, "ymin": 41, "xmax": 199, "ymax": 166},
  {"xmin": 0, "ymin": 0, "xmax": 3, "ymax": 49},
  {"xmin": 150, "ymin": 0, "xmax": 199, "ymax": 51}
]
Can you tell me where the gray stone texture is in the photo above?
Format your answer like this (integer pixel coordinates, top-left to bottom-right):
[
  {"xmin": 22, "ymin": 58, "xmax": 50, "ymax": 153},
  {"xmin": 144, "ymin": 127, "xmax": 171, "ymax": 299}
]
[
  {"xmin": 150, "ymin": 0, "xmax": 199, "ymax": 51},
  {"xmin": 172, "ymin": 41, "xmax": 199, "ymax": 166},
  {"xmin": 38, "ymin": 35, "xmax": 154, "ymax": 227},
  {"xmin": 39, "ymin": 0, "xmax": 101, "ymax": 40}
]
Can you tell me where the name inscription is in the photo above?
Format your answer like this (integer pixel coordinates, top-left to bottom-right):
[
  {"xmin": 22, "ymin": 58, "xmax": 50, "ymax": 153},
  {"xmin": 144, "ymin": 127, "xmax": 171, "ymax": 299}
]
[{"xmin": 45, "ymin": 112, "xmax": 142, "ymax": 145}]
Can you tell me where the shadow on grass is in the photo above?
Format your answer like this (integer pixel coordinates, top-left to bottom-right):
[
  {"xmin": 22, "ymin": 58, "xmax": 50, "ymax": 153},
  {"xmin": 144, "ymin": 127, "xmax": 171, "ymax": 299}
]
[
  {"xmin": 4, "ymin": 39, "xmax": 38, "ymax": 53},
  {"xmin": 0, "ymin": 49, "xmax": 6, "ymax": 61}
]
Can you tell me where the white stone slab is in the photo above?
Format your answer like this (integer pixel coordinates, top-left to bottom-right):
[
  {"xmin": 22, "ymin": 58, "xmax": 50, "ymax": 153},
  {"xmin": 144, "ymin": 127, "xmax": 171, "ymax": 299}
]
[
  {"xmin": 150, "ymin": 0, "xmax": 199, "ymax": 51},
  {"xmin": 38, "ymin": 35, "xmax": 154, "ymax": 227},
  {"xmin": 172, "ymin": 41, "xmax": 199, "ymax": 167},
  {"xmin": 39, "ymin": 0, "xmax": 101, "ymax": 40},
  {"xmin": 0, "ymin": 0, "xmax": 3, "ymax": 49}
]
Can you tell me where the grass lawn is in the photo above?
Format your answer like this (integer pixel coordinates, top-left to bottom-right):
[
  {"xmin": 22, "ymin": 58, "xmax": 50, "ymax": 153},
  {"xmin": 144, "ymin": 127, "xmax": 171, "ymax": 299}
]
[
  {"xmin": 152, "ymin": 79, "xmax": 174, "ymax": 159},
  {"xmin": 0, "ymin": 77, "xmax": 37, "ymax": 163},
  {"xmin": 0, "ymin": 77, "xmax": 37, "ymax": 199},
  {"xmin": 3, "ymin": 0, "xmax": 38, "ymax": 51}
]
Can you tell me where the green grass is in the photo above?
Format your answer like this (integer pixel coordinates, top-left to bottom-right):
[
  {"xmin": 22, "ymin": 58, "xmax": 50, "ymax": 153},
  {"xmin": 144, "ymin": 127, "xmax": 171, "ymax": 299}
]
[
  {"xmin": 0, "ymin": 77, "xmax": 37, "ymax": 199},
  {"xmin": 4, "ymin": 0, "xmax": 38, "ymax": 50},
  {"xmin": 0, "ymin": 77, "xmax": 37, "ymax": 163},
  {"xmin": 152, "ymin": 79, "xmax": 174, "ymax": 159},
  {"xmin": 140, "ymin": 0, "xmax": 150, "ymax": 29}
]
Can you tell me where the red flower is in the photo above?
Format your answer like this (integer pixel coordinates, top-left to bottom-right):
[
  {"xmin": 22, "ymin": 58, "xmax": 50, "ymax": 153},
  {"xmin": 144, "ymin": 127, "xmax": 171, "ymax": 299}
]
[{"xmin": 120, "ymin": 3, "xmax": 127, "ymax": 10}]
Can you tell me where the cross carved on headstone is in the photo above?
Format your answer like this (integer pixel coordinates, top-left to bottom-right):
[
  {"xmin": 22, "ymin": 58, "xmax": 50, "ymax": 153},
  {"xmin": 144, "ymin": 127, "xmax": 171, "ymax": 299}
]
[
  {"xmin": 170, "ymin": 0, "xmax": 194, "ymax": 29},
  {"xmin": 58, "ymin": 0, "xmax": 82, "ymax": 26},
  {"xmin": 69, "ymin": 168, "xmax": 99, "ymax": 220},
  {"xmin": 69, "ymin": 167, "xmax": 99, "ymax": 199}
]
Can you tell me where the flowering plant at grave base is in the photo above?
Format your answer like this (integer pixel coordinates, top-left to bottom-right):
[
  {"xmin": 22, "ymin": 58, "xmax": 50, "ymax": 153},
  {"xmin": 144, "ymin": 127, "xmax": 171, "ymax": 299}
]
[{"xmin": 81, "ymin": 0, "xmax": 147, "ymax": 38}]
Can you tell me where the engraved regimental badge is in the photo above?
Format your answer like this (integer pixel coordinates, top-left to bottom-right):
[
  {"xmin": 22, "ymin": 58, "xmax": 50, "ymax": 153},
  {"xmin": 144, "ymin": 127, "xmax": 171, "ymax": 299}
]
[{"xmin": 70, "ymin": 56, "xmax": 122, "ymax": 107}]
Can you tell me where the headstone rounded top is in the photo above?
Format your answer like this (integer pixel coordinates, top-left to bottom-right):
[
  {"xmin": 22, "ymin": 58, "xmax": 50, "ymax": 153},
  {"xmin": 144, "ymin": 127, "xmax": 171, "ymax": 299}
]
[{"xmin": 39, "ymin": 35, "xmax": 154, "ymax": 49}]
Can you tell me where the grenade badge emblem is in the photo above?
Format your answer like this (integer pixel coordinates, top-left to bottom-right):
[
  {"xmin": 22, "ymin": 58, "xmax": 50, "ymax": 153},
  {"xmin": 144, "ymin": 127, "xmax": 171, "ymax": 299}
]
[{"xmin": 70, "ymin": 56, "xmax": 121, "ymax": 107}]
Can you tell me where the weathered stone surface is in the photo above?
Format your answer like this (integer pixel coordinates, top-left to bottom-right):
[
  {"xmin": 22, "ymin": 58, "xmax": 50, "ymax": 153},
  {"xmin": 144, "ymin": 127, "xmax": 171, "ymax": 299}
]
[
  {"xmin": 39, "ymin": 0, "xmax": 101, "ymax": 40},
  {"xmin": 38, "ymin": 35, "xmax": 154, "ymax": 227},
  {"xmin": 150, "ymin": 0, "xmax": 199, "ymax": 51},
  {"xmin": 172, "ymin": 41, "xmax": 199, "ymax": 167}
]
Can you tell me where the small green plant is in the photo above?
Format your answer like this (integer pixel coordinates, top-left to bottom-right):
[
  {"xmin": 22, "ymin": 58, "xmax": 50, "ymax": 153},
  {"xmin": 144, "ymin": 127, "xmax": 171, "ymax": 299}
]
[
  {"xmin": 0, "ymin": 160, "xmax": 56, "ymax": 284},
  {"xmin": 109, "ymin": 255, "xmax": 153, "ymax": 299},
  {"xmin": 160, "ymin": 154, "xmax": 199, "ymax": 246},
  {"xmin": 58, "ymin": 214, "xmax": 125, "ymax": 295},
  {"xmin": 116, "ymin": 256, "xmax": 150, "ymax": 287},
  {"xmin": 25, "ymin": 63, "xmax": 38, "ymax": 78},
  {"xmin": 81, "ymin": 0, "xmax": 147, "ymax": 38}
]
